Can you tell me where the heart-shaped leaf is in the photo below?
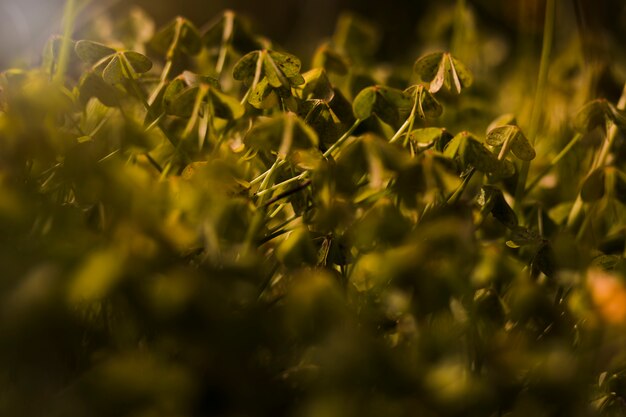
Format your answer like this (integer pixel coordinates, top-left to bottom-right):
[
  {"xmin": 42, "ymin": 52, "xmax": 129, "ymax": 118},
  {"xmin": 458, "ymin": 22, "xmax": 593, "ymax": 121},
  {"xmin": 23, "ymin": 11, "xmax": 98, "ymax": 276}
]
[
  {"xmin": 209, "ymin": 88, "xmax": 245, "ymax": 119},
  {"xmin": 410, "ymin": 127, "xmax": 446, "ymax": 144},
  {"xmin": 75, "ymin": 41, "xmax": 152, "ymax": 84},
  {"xmin": 413, "ymin": 52, "xmax": 473, "ymax": 94},
  {"xmin": 102, "ymin": 55, "xmax": 123, "ymax": 84},
  {"xmin": 486, "ymin": 124, "xmax": 535, "ymax": 161},
  {"xmin": 232, "ymin": 50, "xmax": 261, "ymax": 84},
  {"xmin": 123, "ymin": 51, "xmax": 153, "ymax": 74},
  {"xmin": 300, "ymin": 68, "xmax": 335, "ymax": 103},
  {"xmin": 75, "ymin": 40, "xmax": 116, "ymax": 66},
  {"xmin": 445, "ymin": 131, "xmax": 501, "ymax": 173},
  {"xmin": 478, "ymin": 186, "xmax": 518, "ymax": 228},
  {"xmin": 233, "ymin": 49, "xmax": 302, "ymax": 88},
  {"xmin": 78, "ymin": 72, "xmax": 120, "ymax": 107},
  {"xmin": 352, "ymin": 85, "xmax": 412, "ymax": 126},
  {"xmin": 248, "ymin": 77, "xmax": 279, "ymax": 109}
]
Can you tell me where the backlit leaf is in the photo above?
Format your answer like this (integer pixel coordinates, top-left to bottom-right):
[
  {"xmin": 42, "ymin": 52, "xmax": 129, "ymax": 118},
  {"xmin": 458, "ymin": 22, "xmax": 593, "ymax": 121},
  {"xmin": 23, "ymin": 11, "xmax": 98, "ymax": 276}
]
[{"xmin": 75, "ymin": 40, "xmax": 116, "ymax": 65}]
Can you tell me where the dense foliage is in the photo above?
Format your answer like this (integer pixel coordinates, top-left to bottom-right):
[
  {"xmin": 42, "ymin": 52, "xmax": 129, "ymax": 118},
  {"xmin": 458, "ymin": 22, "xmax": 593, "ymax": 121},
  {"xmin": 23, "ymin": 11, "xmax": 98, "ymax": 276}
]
[{"xmin": 3, "ymin": 2, "xmax": 626, "ymax": 416}]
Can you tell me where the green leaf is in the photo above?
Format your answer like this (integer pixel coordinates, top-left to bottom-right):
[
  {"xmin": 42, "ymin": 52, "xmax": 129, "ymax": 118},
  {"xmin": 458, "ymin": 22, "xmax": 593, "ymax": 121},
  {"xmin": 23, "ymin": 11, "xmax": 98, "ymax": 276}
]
[
  {"xmin": 479, "ymin": 186, "xmax": 518, "ymax": 228},
  {"xmin": 507, "ymin": 226, "xmax": 543, "ymax": 247},
  {"xmin": 352, "ymin": 86, "xmax": 378, "ymax": 120},
  {"xmin": 248, "ymin": 77, "xmax": 278, "ymax": 109},
  {"xmin": 463, "ymin": 136, "xmax": 501, "ymax": 173},
  {"xmin": 267, "ymin": 51, "xmax": 301, "ymax": 79},
  {"xmin": 261, "ymin": 50, "xmax": 303, "ymax": 88},
  {"xmin": 300, "ymin": 102, "xmax": 340, "ymax": 146},
  {"xmin": 208, "ymin": 88, "xmax": 245, "ymax": 119},
  {"xmin": 446, "ymin": 132, "xmax": 501, "ymax": 173},
  {"xmin": 122, "ymin": 51, "xmax": 153, "ymax": 74},
  {"xmin": 102, "ymin": 55, "xmax": 123, "ymax": 84},
  {"xmin": 413, "ymin": 52, "xmax": 473, "ymax": 94},
  {"xmin": 351, "ymin": 85, "xmax": 412, "ymax": 126},
  {"xmin": 75, "ymin": 40, "xmax": 116, "ymax": 65},
  {"xmin": 448, "ymin": 55, "xmax": 473, "ymax": 93},
  {"xmin": 78, "ymin": 72, "xmax": 120, "ymax": 107},
  {"xmin": 300, "ymin": 68, "xmax": 335, "ymax": 102},
  {"xmin": 163, "ymin": 78, "xmax": 186, "ymax": 109},
  {"xmin": 486, "ymin": 125, "xmax": 535, "ymax": 161},
  {"xmin": 166, "ymin": 86, "xmax": 199, "ymax": 117},
  {"xmin": 232, "ymin": 50, "xmax": 261, "ymax": 84},
  {"xmin": 608, "ymin": 102, "xmax": 626, "ymax": 132},
  {"xmin": 410, "ymin": 127, "xmax": 445, "ymax": 144},
  {"xmin": 413, "ymin": 52, "xmax": 442, "ymax": 85},
  {"xmin": 509, "ymin": 132, "xmax": 535, "ymax": 161},
  {"xmin": 180, "ymin": 71, "xmax": 219, "ymax": 88}
]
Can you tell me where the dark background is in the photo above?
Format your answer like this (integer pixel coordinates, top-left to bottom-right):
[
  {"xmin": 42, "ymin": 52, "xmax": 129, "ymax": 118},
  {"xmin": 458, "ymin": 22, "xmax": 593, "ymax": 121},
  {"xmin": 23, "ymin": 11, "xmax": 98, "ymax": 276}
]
[{"xmin": 0, "ymin": 0, "xmax": 624, "ymax": 69}]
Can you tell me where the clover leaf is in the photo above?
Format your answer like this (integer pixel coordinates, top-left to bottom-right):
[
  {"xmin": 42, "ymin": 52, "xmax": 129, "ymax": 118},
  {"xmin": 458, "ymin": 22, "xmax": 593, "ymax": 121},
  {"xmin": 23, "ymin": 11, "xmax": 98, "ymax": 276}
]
[
  {"xmin": 75, "ymin": 40, "xmax": 152, "ymax": 84},
  {"xmin": 413, "ymin": 51, "xmax": 473, "ymax": 94}
]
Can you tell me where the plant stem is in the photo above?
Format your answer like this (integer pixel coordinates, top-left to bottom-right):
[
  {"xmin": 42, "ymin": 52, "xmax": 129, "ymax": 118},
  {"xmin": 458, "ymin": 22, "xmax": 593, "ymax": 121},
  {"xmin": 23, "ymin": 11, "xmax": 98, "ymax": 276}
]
[
  {"xmin": 54, "ymin": 0, "xmax": 77, "ymax": 84},
  {"xmin": 249, "ymin": 119, "xmax": 361, "ymax": 187},
  {"xmin": 390, "ymin": 92, "xmax": 418, "ymax": 144},
  {"xmin": 240, "ymin": 51, "xmax": 265, "ymax": 105},
  {"xmin": 524, "ymin": 133, "xmax": 581, "ymax": 195},
  {"xmin": 256, "ymin": 171, "xmax": 309, "ymax": 198},
  {"xmin": 447, "ymin": 168, "xmax": 476, "ymax": 205},
  {"xmin": 120, "ymin": 56, "xmax": 191, "ymax": 163},
  {"xmin": 513, "ymin": 0, "xmax": 556, "ymax": 211},
  {"xmin": 566, "ymin": 82, "xmax": 626, "ymax": 229},
  {"xmin": 216, "ymin": 11, "xmax": 234, "ymax": 76},
  {"xmin": 322, "ymin": 119, "xmax": 362, "ymax": 158},
  {"xmin": 263, "ymin": 179, "xmax": 312, "ymax": 207}
]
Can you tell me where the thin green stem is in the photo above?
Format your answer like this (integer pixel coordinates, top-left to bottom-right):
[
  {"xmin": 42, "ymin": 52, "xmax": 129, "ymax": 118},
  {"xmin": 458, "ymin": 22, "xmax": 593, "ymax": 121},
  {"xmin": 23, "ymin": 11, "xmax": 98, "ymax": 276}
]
[
  {"xmin": 566, "ymin": 82, "xmax": 626, "ymax": 229},
  {"xmin": 249, "ymin": 119, "xmax": 361, "ymax": 187},
  {"xmin": 447, "ymin": 168, "xmax": 476, "ymax": 205},
  {"xmin": 54, "ymin": 0, "xmax": 77, "ymax": 84},
  {"xmin": 256, "ymin": 171, "xmax": 309, "ymax": 198},
  {"xmin": 524, "ymin": 133, "xmax": 581, "ymax": 195},
  {"xmin": 322, "ymin": 119, "xmax": 362, "ymax": 158},
  {"xmin": 216, "ymin": 11, "xmax": 234, "ymax": 76},
  {"xmin": 514, "ymin": 0, "xmax": 556, "ymax": 210},
  {"xmin": 240, "ymin": 51, "xmax": 265, "ymax": 105},
  {"xmin": 120, "ymin": 56, "xmax": 191, "ymax": 164},
  {"xmin": 389, "ymin": 95, "xmax": 417, "ymax": 144}
]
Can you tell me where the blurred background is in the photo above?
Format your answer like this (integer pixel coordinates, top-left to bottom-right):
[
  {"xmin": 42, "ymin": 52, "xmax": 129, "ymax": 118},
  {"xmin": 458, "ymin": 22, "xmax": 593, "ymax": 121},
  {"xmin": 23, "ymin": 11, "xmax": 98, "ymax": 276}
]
[{"xmin": 2, "ymin": 0, "xmax": 626, "ymax": 70}]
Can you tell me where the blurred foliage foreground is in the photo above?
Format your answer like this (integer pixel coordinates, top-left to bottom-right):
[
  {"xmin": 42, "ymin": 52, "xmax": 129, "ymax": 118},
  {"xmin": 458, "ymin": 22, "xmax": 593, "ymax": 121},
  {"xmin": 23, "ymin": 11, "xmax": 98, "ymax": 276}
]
[{"xmin": 4, "ymin": 2, "xmax": 626, "ymax": 416}]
